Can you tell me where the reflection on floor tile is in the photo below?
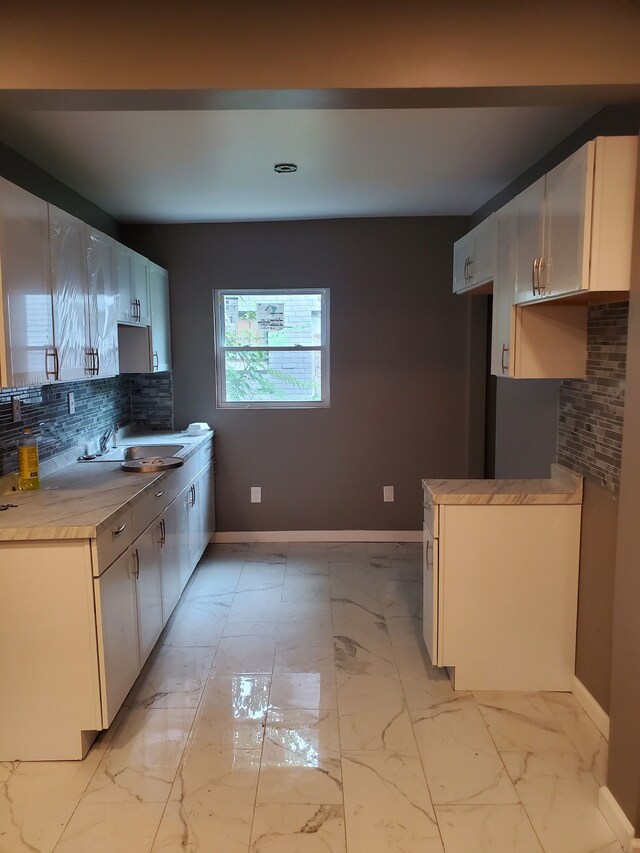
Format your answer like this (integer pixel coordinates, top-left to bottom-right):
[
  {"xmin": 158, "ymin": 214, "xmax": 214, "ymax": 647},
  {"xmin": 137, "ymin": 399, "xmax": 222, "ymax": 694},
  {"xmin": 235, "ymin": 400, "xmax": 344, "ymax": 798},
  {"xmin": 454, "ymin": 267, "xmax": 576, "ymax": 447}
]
[{"xmin": 1, "ymin": 543, "xmax": 616, "ymax": 853}]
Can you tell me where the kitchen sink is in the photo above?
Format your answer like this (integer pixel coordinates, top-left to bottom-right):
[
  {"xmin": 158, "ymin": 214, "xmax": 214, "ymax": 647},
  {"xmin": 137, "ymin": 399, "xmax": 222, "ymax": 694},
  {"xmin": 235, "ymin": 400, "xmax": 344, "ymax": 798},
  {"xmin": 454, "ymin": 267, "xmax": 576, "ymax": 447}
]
[{"xmin": 81, "ymin": 444, "xmax": 184, "ymax": 462}]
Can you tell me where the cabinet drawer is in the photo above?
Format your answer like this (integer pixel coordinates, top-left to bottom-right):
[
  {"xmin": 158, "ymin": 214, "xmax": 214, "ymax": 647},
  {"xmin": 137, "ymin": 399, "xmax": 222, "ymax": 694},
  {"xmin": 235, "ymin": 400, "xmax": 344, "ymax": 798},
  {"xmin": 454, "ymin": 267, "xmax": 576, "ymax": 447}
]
[
  {"xmin": 423, "ymin": 495, "xmax": 438, "ymax": 538},
  {"xmin": 95, "ymin": 509, "xmax": 134, "ymax": 574},
  {"xmin": 133, "ymin": 477, "xmax": 178, "ymax": 537}
]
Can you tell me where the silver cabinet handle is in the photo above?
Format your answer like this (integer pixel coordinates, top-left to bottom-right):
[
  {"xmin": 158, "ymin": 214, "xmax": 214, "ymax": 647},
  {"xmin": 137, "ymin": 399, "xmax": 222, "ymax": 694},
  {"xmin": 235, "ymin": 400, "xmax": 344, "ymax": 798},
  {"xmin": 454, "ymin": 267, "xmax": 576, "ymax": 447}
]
[
  {"xmin": 85, "ymin": 348, "xmax": 94, "ymax": 376},
  {"xmin": 112, "ymin": 523, "xmax": 127, "ymax": 537},
  {"xmin": 159, "ymin": 518, "xmax": 166, "ymax": 547},
  {"xmin": 532, "ymin": 257, "xmax": 540, "ymax": 295},
  {"xmin": 45, "ymin": 347, "xmax": 58, "ymax": 380},
  {"xmin": 95, "ymin": 348, "xmax": 100, "ymax": 375},
  {"xmin": 155, "ymin": 489, "xmax": 164, "ymax": 498},
  {"xmin": 153, "ymin": 350, "xmax": 159, "ymax": 371},
  {"xmin": 466, "ymin": 256, "xmax": 474, "ymax": 281},
  {"xmin": 463, "ymin": 258, "xmax": 469, "ymax": 282},
  {"xmin": 501, "ymin": 343, "xmax": 509, "ymax": 375},
  {"xmin": 133, "ymin": 547, "xmax": 140, "ymax": 579},
  {"xmin": 425, "ymin": 539, "xmax": 432, "ymax": 568},
  {"xmin": 190, "ymin": 484, "xmax": 196, "ymax": 507},
  {"xmin": 538, "ymin": 257, "xmax": 547, "ymax": 294}
]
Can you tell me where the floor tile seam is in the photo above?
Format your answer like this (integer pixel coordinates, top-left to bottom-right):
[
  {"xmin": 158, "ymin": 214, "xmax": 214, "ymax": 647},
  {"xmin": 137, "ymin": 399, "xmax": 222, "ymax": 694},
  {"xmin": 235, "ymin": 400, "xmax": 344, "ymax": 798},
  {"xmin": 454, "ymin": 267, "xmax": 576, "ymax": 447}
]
[
  {"xmin": 249, "ymin": 572, "xmax": 280, "ymax": 853},
  {"xmin": 431, "ymin": 801, "xmax": 545, "ymax": 853},
  {"xmin": 475, "ymin": 699, "xmax": 591, "ymax": 770}
]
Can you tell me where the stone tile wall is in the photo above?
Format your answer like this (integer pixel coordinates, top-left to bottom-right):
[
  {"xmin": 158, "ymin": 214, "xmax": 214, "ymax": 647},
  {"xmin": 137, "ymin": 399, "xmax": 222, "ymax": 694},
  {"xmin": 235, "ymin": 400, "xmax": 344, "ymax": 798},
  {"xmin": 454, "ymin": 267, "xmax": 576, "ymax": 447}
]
[
  {"xmin": 130, "ymin": 371, "xmax": 174, "ymax": 431},
  {"xmin": 557, "ymin": 302, "xmax": 628, "ymax": 491},
  {"xmin": 0, "ymin": 372, "xmax": 174, "ymax": 475}
]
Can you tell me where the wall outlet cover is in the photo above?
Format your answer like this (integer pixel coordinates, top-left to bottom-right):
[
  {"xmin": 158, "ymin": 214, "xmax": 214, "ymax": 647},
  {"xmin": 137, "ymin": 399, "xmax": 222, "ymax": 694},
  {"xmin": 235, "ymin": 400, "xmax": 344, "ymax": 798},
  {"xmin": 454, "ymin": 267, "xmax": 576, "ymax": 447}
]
[
  {"xmin": 68, "ymin": 392, "xmax": 75, "ymax": 415},
  {"xmin": 251, "ymin": 486, "xmax": 262, "ymax": 503},
  {"xmin": 383, "ymin": 485, "xmax": 395, "ymax": 502},
  {"xmin": 11, "ymin": 397, "xmax": 21, "ymax": 422}
]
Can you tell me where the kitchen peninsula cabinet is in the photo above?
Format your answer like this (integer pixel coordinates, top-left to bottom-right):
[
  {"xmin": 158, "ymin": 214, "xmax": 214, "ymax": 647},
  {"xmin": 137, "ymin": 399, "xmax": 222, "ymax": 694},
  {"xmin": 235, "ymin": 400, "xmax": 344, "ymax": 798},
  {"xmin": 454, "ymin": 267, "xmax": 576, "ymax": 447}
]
[
  {"xmin": 422, "ymin": 466, "xmax": 582, "ymax": 692},
  {"xmin": 0, "ymin": 433, "xmax": 214, "ymax": 760}
]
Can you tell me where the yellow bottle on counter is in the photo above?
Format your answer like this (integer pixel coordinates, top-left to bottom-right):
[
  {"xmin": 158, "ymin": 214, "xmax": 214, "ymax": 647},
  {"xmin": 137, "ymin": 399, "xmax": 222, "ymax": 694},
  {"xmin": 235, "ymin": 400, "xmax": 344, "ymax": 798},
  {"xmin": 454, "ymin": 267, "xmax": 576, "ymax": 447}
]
[{"xmin": 17, "ymin": 428, "xmax": 40, "ymax": 491}]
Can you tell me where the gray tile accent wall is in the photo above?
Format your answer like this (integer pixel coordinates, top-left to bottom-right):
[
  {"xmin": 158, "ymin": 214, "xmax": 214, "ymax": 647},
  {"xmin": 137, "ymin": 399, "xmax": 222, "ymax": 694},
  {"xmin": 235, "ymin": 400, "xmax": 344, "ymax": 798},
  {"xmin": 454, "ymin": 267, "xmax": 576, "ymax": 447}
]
[
  {"xmin": 131, "ymin": 371, "xmax": 174, "ymax": 431},
  {"xmin": 0, "ymin": 372, "xmax": 174, "ymax": 475},
  {"xmin": 0, "ymin": 376, "xmax": 131, "ymax": 475},
  {"xmin": 557, "ymin": 302, "xmax": 628, "ymax": 491}
]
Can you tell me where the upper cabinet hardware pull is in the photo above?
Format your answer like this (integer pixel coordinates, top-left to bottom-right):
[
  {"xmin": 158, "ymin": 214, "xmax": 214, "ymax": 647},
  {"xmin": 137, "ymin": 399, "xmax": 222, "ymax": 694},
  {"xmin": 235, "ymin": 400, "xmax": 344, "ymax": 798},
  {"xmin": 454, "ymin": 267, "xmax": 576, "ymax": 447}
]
[{"xmin": 112, "ymin": 523, "xmax": 127, "ymax": 537}]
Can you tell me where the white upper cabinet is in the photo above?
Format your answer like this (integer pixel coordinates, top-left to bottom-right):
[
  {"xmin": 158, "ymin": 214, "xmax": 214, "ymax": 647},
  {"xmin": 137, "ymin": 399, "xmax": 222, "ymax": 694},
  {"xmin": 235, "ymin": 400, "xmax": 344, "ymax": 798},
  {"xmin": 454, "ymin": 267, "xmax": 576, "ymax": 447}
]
[
  {"xmin": 513, "ymin": 177, "xmax": 545, "ymax": 303},
  {"xmin": 131, "ymin": 252, "xmax": 150, "ymax": 326},
  {"xmin": 491, "ymin": 202, "xmax": 517, "ymax": 377},
  {"xmin": 86, "ymin": 227, "xmax": 119, "ymax": 378},
  {"xmin": 452, "ymin": 214, "xmax": 496, "ymax": 293},
  {"xmin": 516, "ymin": 137, "xmax": 637, "ymax": 303},
  {"xmin": 149, "ymin": 262, "xmax": 172, "ymax": 372},
  {"xmin": 0, "ymin": 178, "xmax": 54, "ymax": 387},
  {"xmin": 49, "ymin": 206, "xmax": 92, "ymax": 381},
  {"xmin": 113, "ymin": 243, "xmax": 134, "ymax": 324}
]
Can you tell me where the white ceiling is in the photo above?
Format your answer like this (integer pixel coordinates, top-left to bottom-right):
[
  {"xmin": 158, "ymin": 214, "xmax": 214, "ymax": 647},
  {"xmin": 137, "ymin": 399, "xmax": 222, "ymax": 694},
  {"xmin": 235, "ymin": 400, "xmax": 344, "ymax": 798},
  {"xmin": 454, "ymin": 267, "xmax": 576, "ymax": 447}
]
[{"xmin": 0, "ymin": 106, "xmax": 597, "ymax": 223}]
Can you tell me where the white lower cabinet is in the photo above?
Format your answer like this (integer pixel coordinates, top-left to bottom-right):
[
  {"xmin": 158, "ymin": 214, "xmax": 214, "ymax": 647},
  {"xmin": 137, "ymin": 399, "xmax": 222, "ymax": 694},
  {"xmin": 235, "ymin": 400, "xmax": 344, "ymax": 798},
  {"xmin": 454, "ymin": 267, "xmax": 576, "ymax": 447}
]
[
  {"xmin": 0, "ymin": 439, "xmax": 215, "ymax": 760},
  {"xmin": 134, "ymin": 520, "xmax": 165, "ymax": 666},
  {"xmin": 94, "ymin": 548, "xmax": 140, "ymax": 727},
  {"xmin": 423, "ymin": 483, "xmax": 581, "ymax": 692}
]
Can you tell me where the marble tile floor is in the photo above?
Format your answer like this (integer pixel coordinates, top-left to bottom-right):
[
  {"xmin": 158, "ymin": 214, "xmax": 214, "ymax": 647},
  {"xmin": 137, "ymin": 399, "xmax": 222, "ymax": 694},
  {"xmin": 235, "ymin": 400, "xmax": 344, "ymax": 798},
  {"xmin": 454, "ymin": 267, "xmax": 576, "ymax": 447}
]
[{"xmin": 0, "ymin": 542, "xmax": 619, "ymax": 852}]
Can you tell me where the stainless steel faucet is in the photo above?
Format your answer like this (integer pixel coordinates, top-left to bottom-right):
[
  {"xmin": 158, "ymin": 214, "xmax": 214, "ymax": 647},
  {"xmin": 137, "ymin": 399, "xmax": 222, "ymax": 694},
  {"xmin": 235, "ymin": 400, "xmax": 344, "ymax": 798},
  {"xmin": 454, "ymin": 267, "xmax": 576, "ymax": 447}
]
[{"xmin": 99, "ymin": 424, "xmax": 119, "ymax": 454}]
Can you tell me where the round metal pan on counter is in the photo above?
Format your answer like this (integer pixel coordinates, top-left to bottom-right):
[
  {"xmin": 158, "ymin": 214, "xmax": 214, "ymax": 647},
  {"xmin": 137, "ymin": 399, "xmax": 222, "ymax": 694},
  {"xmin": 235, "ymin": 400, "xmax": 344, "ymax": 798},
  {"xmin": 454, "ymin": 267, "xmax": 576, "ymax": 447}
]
[{"xmin": 120, "ymin": 456, "xmax": 184, "ymax": 473}]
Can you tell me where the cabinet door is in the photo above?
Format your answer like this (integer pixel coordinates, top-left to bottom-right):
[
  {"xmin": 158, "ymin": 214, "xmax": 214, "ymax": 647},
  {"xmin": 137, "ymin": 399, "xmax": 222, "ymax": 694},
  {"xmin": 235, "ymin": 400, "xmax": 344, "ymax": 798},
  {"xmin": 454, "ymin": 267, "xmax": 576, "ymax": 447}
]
[
  {"xmin": 0, "ymin": 177, "xmax": 54, "ymax": 387},
  {"xmin": 161, "ymin": 491, "xmax": 190, "ymax": 622},
  {"xmin": 543, "ymin": 142, "xmax": 594, "ymax": 299},
  {"xmin": 86, "ymin": 227, "xmax": 119, "ymax": 377},
  {"xmin": 131, "ymin": 252, "xmax": 150, "ymax": 326},
  {"xmin": 113, "ymin": 242, "xmax": 134, "ymax": 324},
  {"xmin": 452, "ymin": 232, "xmax": 473, "ymax": 293},
  {"xmin": 134, "ymin": 522, "xmax": 164, "ymax": 665},
  {"xmin": 513, "ymin": 178, "xmax": 545, "ymax": 304},
  {"xmin": 471, "ymin": 215, "xmax": 496, "ymax": 286},
  {"xmin": 94, "ymin": 548, "xmax": 140, "ymax": 726},
  {"xmin": 491, "ymin": 203, "xmax": 517, "ymax": 377},
  {"xmin": 422, "ymin": 523, "xmax": 440, "ymax": 667},
  {"xmin": 49, "ymin": 205, "xmax": 91, "ymax": 381},
  {"xmin": 149, "ymin": 263, "xmax": 172, "ymax": 371}
]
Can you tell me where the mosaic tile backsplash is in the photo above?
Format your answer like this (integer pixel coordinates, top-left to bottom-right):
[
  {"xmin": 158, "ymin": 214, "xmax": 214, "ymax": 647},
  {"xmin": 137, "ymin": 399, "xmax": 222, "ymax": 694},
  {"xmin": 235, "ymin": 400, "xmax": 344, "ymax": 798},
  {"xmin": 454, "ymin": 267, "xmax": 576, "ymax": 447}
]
[
  {"xmin": 557, "ymin": 302, "xmax": 628, "ymax": 491},
  {"xmin": 0, "ymin": 372, "xmax": 174, "ymax": 475}
]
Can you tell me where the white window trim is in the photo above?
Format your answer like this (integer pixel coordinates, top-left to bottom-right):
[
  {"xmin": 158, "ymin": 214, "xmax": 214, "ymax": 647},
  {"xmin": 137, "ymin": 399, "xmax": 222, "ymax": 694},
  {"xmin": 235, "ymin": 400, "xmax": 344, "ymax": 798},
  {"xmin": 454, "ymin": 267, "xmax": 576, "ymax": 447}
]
[{"xmin": 213, "ymin": 288, "xmax": 330, "ymax": 409}]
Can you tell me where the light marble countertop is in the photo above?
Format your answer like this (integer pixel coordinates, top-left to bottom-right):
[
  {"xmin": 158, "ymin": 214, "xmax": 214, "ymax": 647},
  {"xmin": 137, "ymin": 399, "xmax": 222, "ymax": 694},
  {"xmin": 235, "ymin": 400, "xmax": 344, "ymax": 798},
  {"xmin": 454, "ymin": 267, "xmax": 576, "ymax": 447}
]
[
  {"xmin": 0, "ymin": 430, "xmax": 214, "ymax": 541},
  {"xmin": 423, "ymin": 463, "xmax": 583, "ymax": 505}
]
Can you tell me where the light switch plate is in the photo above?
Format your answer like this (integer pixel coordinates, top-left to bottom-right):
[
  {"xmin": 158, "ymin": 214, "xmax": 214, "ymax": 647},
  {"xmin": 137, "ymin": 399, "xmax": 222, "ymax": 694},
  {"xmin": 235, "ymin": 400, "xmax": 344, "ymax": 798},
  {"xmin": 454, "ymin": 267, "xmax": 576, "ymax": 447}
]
[
  {"xmin": 251, "ymin": 486, "xmax": 262, "ymax": 503},
  {"xmin": 383, "ymin": 485, "xmax": 394, "ymax": 502}
]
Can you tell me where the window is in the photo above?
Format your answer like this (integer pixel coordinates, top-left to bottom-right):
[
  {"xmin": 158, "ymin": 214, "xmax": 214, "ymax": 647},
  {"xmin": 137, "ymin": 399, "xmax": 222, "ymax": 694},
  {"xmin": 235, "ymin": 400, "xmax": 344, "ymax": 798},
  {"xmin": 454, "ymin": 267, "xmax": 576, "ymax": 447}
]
[{"xmin": 214, "ymin": 289, "xmax": 330, "ymax": 408}]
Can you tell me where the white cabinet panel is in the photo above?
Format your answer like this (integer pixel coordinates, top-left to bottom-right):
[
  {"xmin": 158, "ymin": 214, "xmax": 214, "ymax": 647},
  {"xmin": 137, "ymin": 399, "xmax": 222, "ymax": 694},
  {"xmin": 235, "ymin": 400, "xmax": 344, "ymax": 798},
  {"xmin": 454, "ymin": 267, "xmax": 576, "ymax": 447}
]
[
  {"xmin": 543, "ymin": 143, "xmax": 593, "ymax": 299},
  {"xmin": 94, "ymin": 548, "xmax": 140, "ymax": 726},
  {"xmin": 0, "ymin": 177, "xmax": 54, "ymax": 386},
  {"xmin": 149, "ymin": 262, "xmax": 172, "ymax": 371},
  {"xmin": 161, "ymin": 488, "xmax": 190, "ymax": 620},
  {"xmin": 131, "ymin": 251, "xmax": 150, "ymax": 325},
  {"xmin": 422, "ymin": 522, "xmax": 439, "ymax": 667},
  {"xmin": 452, "ymin": 216, "xmax": 495, "ymax": 294},
  {"xmin": 49, "ymin": 205, "xmax": 91, "ymax": 381},
  {"xmin": 113, "ymin": 242, "xmax": 134, "ymax": 324},
  {"xmin": 134, "ymin": 521, "xmax": 164, "ymax": 665},
  {"xmin": 514, "ymin": 177, "xmax": 545, "ymax": 304},
  {"xmin": 86, "ymin": 227, "xmax": 119, "ymax": 378}
]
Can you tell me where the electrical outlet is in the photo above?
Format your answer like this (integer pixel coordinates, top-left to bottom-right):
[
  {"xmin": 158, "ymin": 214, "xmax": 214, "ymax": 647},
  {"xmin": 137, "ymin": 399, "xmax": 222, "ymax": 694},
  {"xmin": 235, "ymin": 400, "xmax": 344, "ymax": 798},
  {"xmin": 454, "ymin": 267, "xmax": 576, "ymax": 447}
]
[
  {"xmin": 251, "ymin": 486, "xmax": 262, "ymax": 503},
  {"xmin": 383, "ymin": 485, "xmax": 395, "ymax": 502},
  {"xmin": 68, "ymin": 392, "xmax": 75, "ymax": 415},
  {"xmin": 11, "ymin": 397, "xmax": 21, "ymax": 422}
]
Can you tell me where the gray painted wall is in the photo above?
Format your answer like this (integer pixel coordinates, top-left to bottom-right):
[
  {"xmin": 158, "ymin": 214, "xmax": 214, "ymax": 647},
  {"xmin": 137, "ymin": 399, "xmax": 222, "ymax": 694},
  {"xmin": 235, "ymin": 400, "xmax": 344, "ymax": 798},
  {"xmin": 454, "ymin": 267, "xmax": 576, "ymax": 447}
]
[
  {"xmin": 123, "ymin": 216, "xmax": 476, "ymax": 532},
  {"xmin": 494, "ymin": 379, "xmax": 560, "ymax": 478},
  {"xmin": 0, "ymin": 139, "xmax": 120, "ymax": 238}
]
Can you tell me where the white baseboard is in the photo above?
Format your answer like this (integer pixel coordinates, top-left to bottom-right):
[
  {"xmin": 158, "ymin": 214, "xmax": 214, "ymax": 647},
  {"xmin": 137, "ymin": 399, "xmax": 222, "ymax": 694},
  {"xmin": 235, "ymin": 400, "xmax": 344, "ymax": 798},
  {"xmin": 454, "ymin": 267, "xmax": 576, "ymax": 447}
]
[
  {"xmin": 572, "ymin": 676, "xmax": 610, "ymax": 740},
  {"xmin": 599, "ymin": 786, "xmax": 637, "ymax": 851},
  {"xmin": 212, "ymin": 530, "xmax": 422, "ymax": 543}
]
